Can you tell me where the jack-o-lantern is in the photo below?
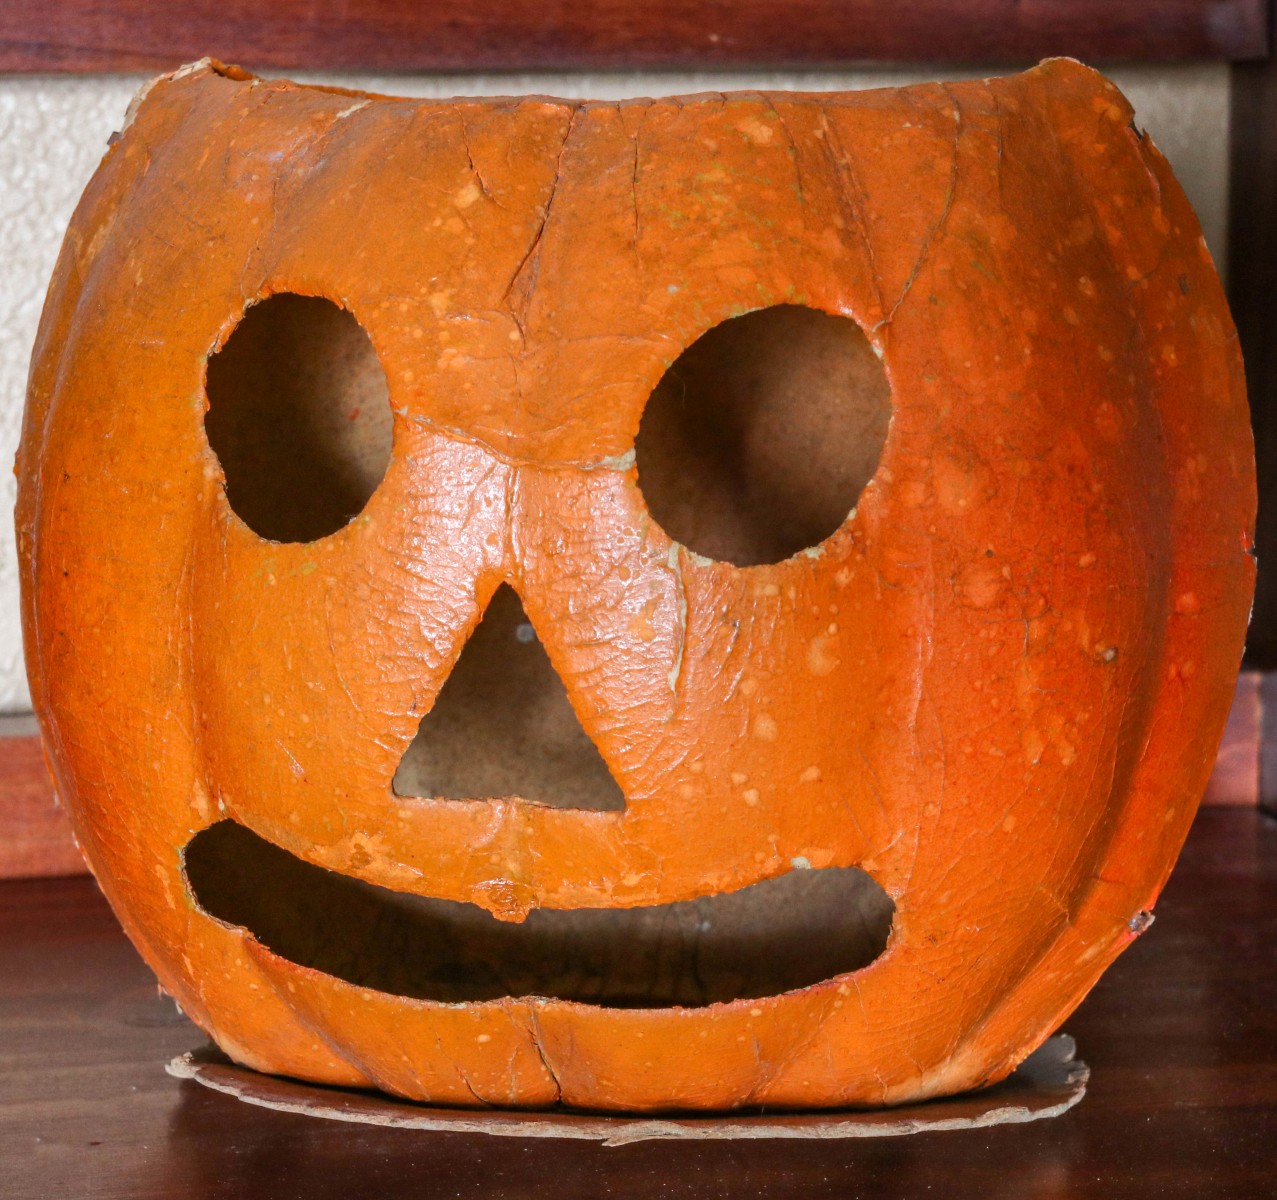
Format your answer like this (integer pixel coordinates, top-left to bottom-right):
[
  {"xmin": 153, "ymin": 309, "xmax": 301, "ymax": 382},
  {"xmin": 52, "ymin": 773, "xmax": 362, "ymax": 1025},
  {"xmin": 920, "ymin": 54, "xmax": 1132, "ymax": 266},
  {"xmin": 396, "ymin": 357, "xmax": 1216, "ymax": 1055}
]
[{"xmin": 18, "ymin": 57, "xmax": 1253, "ymax": 1112}]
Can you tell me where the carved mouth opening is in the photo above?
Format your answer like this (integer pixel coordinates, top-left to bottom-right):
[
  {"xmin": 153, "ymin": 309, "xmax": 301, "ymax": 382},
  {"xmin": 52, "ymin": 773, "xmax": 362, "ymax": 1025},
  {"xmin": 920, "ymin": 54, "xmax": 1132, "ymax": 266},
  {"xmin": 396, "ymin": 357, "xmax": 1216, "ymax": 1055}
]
[{"xmin": 184, "ymin": 820, "xmax": 895, "ymax": 1008}]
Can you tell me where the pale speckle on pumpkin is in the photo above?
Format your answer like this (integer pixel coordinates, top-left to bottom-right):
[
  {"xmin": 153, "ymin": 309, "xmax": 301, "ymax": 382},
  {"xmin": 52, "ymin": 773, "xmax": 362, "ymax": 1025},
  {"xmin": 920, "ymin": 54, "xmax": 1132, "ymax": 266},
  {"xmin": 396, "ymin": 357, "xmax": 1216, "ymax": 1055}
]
[
  {"xmin": 956, "ymin": 560, "xmax": 1005, "ymax": 609},
  {"xmin": 933, "ymin": 458, "xmax": 981, "ymax": 515},
  {"xmin": 735, "ymin": 117, "xmax": 774, "ymax": 145},
  {"xmin": 190, "ymin": 781, "xmax": 212, "ymax": 823},
  {"xmin": 453, "ymin": 181, "xmax": 481, "ymax": 209},
  {"xmin": 807, "ymin": 636, "xmax": 839, "ymax": 676},
  {"xmin": 1022, "ymin": 728, "xmax": 1046, "ymax": 765},
  {"xmin": 753, "ymin": 713, "xmax": 779, "ymax": 742}
]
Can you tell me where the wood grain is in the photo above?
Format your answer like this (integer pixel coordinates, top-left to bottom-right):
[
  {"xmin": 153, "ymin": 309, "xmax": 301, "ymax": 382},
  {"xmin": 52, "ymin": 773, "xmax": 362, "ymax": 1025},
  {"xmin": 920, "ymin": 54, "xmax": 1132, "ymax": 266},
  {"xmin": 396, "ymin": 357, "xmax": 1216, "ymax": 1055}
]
[
  {"xmin": 1, "ymin": 807, "xmax": 1273, "ymax": 1198},
  {"xmin": 0, "ymin": 0, "xmax": 1266, "ymax": 73}
]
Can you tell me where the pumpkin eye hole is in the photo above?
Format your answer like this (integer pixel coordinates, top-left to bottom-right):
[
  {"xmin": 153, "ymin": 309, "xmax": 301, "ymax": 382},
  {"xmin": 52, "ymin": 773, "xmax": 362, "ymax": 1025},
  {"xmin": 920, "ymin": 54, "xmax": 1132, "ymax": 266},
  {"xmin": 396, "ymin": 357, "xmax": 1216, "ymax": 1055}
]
[
  {"xmin": 204, "ymin": 293, "xmax": 392, "ymax": 543},
  {"xmin": 635, "ymin": 305, "xmax": 891, "ymax": 567}
]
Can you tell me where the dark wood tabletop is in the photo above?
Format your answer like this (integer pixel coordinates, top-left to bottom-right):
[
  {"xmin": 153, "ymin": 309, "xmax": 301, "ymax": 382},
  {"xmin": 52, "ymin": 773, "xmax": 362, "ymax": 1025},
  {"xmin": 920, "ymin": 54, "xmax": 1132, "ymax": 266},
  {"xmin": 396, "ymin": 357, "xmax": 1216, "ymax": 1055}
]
[{"xmin": 2, "ymin": 807, "xmax": 1274, "ymax": 1200}]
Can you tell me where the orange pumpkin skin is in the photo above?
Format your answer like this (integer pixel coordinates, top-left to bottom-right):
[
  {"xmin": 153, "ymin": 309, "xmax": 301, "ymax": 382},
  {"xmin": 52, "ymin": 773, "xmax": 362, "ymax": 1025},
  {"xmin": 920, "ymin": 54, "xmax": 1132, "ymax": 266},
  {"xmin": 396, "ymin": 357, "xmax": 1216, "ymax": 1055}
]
[{"xmin": 18, "ymin": 58, "xmax": 1253, "ymax": 1111}]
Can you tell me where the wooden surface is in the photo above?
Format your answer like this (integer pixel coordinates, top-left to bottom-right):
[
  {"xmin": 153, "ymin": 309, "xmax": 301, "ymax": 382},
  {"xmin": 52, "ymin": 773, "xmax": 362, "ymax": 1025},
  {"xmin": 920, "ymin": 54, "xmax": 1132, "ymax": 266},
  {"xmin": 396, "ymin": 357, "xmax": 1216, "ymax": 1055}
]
[
  {"xmin": 0, "ymin": 0, "xmax": 1266, "ymax": 73},
  {"xmin": 0, "ymin": 807, "xmax": 1273, "ymax": 1198}
]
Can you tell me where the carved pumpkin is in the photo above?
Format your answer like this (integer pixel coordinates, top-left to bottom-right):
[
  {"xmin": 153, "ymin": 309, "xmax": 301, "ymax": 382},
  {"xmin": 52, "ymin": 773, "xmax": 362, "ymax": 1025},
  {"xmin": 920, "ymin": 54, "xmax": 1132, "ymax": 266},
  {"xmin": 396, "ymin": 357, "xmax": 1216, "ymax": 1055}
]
[{"xmin": 17, "ymin": 58, "xmax": 1253, "ymax": 1112}]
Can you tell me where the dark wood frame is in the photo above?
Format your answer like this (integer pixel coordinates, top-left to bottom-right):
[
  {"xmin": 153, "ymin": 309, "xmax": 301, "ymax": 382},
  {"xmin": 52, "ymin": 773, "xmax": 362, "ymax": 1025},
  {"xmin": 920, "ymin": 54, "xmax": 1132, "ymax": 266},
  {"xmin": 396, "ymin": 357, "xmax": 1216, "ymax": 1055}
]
[
  {"xmin": 1230, "ymin": 47, "xmax": 1277, "ymax": 669},
  {"xmin": 0, "ymin": 1, "xmax": 1267, "ymax": 73}
]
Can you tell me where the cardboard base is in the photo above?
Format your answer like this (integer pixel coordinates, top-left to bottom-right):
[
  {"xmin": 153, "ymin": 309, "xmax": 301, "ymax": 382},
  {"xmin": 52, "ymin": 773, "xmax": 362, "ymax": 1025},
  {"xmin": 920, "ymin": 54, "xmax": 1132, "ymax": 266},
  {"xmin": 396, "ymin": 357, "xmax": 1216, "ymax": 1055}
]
[{"xmin": 167, "ymin": 1034, "xmax": 1087, "ymax": 1145}]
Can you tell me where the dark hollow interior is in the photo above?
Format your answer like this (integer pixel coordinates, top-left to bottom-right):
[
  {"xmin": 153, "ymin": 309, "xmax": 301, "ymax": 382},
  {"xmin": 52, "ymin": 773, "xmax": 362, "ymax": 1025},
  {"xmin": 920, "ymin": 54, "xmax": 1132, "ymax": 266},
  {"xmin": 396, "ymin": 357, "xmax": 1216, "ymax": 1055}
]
[
  {"xmin": 393, "ymin": 584, "xmax": 626, "ymax": 811},
  {"xmin": 635, "ymin": 304, "xmax": 892, "ymax": 566},
  {"xmin": 184, "ymin": 821, "xmax": 896, "ymax": 1007},
  {"xmin": 204, "ymin": 293, "xmax": 393, "ymax": 543}
]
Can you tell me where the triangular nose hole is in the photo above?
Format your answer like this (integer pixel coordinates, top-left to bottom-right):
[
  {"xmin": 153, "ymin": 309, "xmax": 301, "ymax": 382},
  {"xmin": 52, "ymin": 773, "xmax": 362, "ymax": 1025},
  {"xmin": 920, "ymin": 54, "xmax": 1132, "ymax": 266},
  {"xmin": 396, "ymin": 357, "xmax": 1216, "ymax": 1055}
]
[{"xmin": 392, "ymin": 584, "xmax": 626, "ymax": 811}]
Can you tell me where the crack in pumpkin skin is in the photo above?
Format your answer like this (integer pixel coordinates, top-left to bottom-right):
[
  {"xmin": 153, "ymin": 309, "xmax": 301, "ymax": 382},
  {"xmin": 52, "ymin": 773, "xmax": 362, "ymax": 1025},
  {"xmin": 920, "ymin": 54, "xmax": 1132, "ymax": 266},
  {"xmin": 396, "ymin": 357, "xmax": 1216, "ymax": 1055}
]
[{"xmin": 17, "ymin": 59, "xmax": 1254, "ymax": 1111}]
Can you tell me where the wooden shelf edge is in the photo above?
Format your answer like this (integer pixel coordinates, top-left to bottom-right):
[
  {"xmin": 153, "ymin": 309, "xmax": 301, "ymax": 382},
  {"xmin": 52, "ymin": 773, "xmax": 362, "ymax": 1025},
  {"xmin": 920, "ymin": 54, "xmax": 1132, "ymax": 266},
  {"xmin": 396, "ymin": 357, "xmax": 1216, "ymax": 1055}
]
[{"xmin": 0, "ymin": 716, "xmax": 85, "ymax": 880}]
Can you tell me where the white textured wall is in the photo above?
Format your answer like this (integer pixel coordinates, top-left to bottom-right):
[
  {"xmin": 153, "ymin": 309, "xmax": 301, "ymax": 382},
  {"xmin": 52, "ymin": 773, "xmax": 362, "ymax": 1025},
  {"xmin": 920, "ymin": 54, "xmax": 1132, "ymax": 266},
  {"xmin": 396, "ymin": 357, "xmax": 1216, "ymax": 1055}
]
[{"xmin": 0, "ymin": 63, "xmax": 1230, "ymax": 712}]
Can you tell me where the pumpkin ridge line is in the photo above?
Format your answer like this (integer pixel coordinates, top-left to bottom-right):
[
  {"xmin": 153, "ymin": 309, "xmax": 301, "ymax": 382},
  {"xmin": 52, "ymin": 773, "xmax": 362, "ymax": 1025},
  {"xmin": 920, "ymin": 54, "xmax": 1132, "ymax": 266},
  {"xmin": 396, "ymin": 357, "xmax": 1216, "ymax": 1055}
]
[
  {"xmin": 500, "ymin": 105, "xmax": 580, "ymax": 322},
  {"xmin": 872, "ymin": 85, "xmax": 963, "ymax": 333},
  {"xmin": 525, "ymin": 1009, "xmax": 564, "ymax": 1103},
  {"xmin": 455, "ymin": 110, "xmax": 502, "ymax": 210},
  {"xmin": 398, "ymin": 409, "xmax": 637, "ymax": 472},
  {"xmin": 815, "ymin": 111, "xmax": 886, "ymax": 325}
]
